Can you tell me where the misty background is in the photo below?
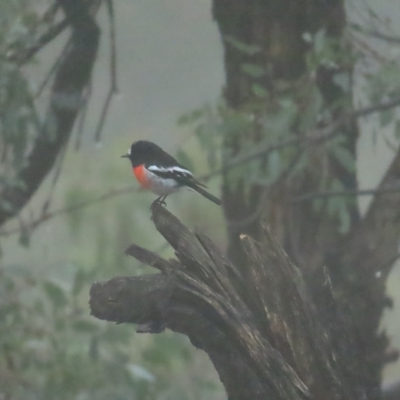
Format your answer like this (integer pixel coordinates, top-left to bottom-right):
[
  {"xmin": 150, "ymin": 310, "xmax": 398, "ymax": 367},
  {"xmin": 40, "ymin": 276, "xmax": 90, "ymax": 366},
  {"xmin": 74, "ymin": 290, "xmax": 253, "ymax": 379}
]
[{"xmin": 1, "ymin": 0, "xmax": 400, "ymax": 394}]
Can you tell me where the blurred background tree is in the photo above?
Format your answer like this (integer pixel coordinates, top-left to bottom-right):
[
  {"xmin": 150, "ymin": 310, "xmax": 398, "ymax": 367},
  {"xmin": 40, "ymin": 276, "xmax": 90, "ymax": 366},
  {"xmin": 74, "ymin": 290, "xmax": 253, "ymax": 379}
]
[{"xmin": 1, "ymin": 0, "xmax": 400, "ymax": 399}]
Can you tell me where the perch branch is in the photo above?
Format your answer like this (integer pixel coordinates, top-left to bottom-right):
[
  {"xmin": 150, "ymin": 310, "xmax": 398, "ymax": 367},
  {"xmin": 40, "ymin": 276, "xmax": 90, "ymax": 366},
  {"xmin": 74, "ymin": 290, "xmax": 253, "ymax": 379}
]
[{"xmin": 90, "ymin": 205, "xmax": 357, "ymax": 400}]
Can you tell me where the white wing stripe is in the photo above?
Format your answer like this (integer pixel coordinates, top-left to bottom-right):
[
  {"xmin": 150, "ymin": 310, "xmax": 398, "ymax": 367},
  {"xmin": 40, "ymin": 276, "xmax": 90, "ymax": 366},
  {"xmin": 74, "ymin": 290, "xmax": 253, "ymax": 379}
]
[{"xmin": 147, "ymin": 165, "xmax": 193, "ymax": 177}]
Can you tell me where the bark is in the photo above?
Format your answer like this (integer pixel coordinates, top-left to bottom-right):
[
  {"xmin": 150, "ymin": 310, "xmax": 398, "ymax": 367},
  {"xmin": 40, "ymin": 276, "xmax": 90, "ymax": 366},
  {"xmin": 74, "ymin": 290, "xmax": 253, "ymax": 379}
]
[
  {"xmin": 90, "ymin": 204, "xmax": 357, "ymax": 400},
  {"xmin": 0, "ymin": 0, "xmax": 100, "ymax": 227}
]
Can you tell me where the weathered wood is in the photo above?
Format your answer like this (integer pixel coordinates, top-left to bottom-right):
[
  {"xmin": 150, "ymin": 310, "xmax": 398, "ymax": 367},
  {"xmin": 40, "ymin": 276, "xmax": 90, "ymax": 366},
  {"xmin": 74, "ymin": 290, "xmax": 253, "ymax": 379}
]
[{"xmin": 90, "ymin": 204, "xmax": 356, "ymax": 400}]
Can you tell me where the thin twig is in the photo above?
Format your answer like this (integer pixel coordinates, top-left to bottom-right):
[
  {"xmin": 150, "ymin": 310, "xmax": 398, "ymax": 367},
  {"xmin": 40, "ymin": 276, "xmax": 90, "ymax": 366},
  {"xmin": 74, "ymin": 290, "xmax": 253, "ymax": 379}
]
[
  {"xmin": 94, "ymin": 0, "xmax": 118, "ymax": 142},
  {"xmin": 41, "ymin": 142, "xmax": 68, "ymax": 213},
  {"xmin": 355, "ymin": 95, "xmax": 400, "ymax": 117},
  {"xmin": 34, "ymin": 38, "xmax": 72, "ymax": 98},
  {"xmin": 6, "ymin": 14, "xmax": 68, "ymax": 64},
  {"xmin": 292, "ymin": 184, "xmax": 400, "ymax": 203},
  {"xmin": 0, "ymin": 186, "xmax": 138, "ymax": 237},
  {"xmin": 349, "ymin": 23, "xmax": 400, "ymax": 45},
  {"xmin": 75, "ymin": 82, "xmax": 92, "ymax": 150}
]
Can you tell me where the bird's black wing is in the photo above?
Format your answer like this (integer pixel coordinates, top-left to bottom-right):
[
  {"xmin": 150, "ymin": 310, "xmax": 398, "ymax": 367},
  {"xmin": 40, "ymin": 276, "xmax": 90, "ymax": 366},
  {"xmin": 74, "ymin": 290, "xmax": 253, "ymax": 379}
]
[{"xmin": 146, "ymin": 165, "xmax": 207, "ymax": 188}]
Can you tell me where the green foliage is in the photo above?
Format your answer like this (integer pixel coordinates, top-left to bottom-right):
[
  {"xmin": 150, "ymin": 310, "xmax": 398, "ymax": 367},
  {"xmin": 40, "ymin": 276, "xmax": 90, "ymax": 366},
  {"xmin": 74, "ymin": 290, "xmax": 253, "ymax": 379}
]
[
  {"xmin": 251, "ymin": 83, "xmax": 268, "ymax": 98},
  {"xmin": 176, "ymin": 149, "xmax": 195, "ymax": 172},
  {"xmin": 0, "ymin": 0, "xmax": 42, "ymax": 215},
  {"xmin": 223, "ymin": 35, "xmax": 261, "ymax": 56},
  {"xmin": 178, "ymin": 28, "xmax": 368, "ymax": 234},
  {"xmin": 241, "ymin": 63, "xmax": 265, "ymax": 78},
  {"xmin": 304, "ymin": 29, "xmax": 354, "ymax": 73},
  {"xmin": 328, "ymin": 135, "xmax": 356, "ymax": 173},
  {"xmin": 0, "ymin": 256, "xmax": 221, "ymax": 400},
  {"xmin": 0, "ymin": 262, "xmax": 139, "ymax": 400},
  {"xmin": 368, "ymin": 62, "xmax": 400, "ymax": 103},
  {"xmin": 367, "ymin": 62, "xmax": 400, "ymax": 136}
]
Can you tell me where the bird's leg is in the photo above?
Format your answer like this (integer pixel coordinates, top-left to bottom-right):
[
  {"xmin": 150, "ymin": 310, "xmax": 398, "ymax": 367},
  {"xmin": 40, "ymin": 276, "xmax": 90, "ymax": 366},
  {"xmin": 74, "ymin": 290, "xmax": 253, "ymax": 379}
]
[{"xmin": 153, "ymin": 195, "xmax": 167, "ymax": 208}]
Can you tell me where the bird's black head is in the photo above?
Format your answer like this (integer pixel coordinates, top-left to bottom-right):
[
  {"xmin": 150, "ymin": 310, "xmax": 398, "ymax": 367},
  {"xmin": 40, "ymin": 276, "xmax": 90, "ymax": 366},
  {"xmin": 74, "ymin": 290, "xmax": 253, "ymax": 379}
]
[{"xmin": 121, "ymin": 140, "xmax": 164, "ymax": 167}]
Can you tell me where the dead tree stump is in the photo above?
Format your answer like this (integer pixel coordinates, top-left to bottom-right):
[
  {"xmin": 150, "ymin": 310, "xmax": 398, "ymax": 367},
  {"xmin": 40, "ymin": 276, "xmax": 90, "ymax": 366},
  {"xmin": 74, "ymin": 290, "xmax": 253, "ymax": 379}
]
[{"xmin": 89, "ymin": 204, "xmax": 357, "ymax": 400}]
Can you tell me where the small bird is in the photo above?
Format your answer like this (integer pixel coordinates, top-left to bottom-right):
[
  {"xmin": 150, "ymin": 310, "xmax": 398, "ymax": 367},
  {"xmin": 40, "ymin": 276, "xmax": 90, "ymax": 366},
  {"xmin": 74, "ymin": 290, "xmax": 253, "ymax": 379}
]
[{"xmin": 121, "ymin": 140, "xmax": 221, "ymax": 206}]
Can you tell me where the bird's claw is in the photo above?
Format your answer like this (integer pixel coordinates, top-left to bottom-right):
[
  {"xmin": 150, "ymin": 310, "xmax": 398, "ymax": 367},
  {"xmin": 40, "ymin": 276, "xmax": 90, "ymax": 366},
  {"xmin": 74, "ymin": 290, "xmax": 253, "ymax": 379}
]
[{"xmin": 151, "ymin": 196, "xmax": 167, "ymax": 209}]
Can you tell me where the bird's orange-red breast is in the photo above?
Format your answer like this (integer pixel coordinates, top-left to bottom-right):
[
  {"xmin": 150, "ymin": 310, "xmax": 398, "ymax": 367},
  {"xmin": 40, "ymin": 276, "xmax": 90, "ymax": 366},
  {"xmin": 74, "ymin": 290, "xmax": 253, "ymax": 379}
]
[{"xmin": 133, "ymin": 165, "xmax": 151, "ymax": 189}]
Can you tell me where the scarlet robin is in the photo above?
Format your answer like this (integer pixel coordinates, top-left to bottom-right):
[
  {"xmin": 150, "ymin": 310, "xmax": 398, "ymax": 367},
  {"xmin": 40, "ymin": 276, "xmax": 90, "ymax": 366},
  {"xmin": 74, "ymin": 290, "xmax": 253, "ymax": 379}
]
[{"xmin": 122, "ymin": 140, "xmax": 221, "ymax": 206}]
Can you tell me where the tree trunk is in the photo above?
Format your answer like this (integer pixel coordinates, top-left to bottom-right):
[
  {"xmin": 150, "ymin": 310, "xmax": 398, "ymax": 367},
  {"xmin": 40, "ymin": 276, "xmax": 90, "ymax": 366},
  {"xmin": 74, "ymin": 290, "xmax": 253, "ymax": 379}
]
[{"xmin": 213, "ymin": 0, "xmax": 398, "ymax": 398}]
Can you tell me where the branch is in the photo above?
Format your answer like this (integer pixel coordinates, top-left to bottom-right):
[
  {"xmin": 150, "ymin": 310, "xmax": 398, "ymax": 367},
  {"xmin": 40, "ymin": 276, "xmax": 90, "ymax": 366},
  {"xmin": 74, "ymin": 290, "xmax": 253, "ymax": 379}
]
[
  {"xmin": 201, "ymin": 121, "xmax": 341, "ymax": 181},
  {"xmin": 350, "ymin": 23, "xmax": 400, "ymax": 45},
  {"xmin": 340, "ymin": 148, "xmax": 400, "ymax": 356},
  {"xmin": 292, "ymin": 183, "xmax": 400, "ymax": 202},
  {"xmin": 90, "ymin": 205, "xmax": 358, "ymax": 400},
  {"xmin": 344, "ymin": 148, "xmax": 400, "ymax": 275},
  {"xmin": 0, "ymin": 186, "xmax": 137, "ymax": 237},
  {"xmin": 202, "ymin": 95, "xmax": 400, "ymax": 181},
  {"xmin": 354, "ymin": 95, "xmax": 400, "ymax": 117},
  {"xmin": 94, "ymin": 0, "xmax": 118, "ymax": 142},
  {"xmin": 8, "ymin": 20, "xmax": 69, "ymax": 64},
  {"xmin": 0, "ymin": 0, "xmax": 100, "ymax": 228}
]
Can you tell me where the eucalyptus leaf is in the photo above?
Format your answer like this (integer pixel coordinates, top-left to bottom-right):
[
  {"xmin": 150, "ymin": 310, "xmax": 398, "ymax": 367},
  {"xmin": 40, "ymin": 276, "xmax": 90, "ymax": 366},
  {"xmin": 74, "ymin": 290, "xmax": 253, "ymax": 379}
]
[
  {"xmin": 72, "ymin": 268, "xmax": 86, "ymax": 296},
  {"xmin": 287, "ymin": 151, "xmax": 309, "ymax": 180},
  {"xmin": 88, "ymin": 335, "xmax": 99, "ymax": 360},
  {"xmin": 314, "ymin": 29, "xmax": 326, "ymax": 54},
  {"xmin": 314, "ymin": 169, "xmax": 329, "ymax": 213},
  {"xmin": 268, "ymin": 150, "xmax": 281, "ymax": 183},
  {"xmin": 72, "ymin": 320, "xmax": 98, "ymax": 333},
  {"xmin": 176, "ymin": 149, "xmax": 195, "ymax": 172},
  {"xmin": 337, "ymin": 199, "xmax": 351, "ymax": 234},
  {"xmin": 224, "ymin": 35, "xmax": 261, "ymax": 55},
  {"xmin": 126, "ymin": 364, "xmax": 155, "ymax": 382},
  {"xmin": 177, "ymin": 107, "xmax": 205, "ymax": 126},
  {"xmin": 302, "ymin": 32, "xmax": 312, "ymax": 43},
  {"xmin": 252, "ymin": 83, "xmax": 268, "ymax": 98},
  {"xmin": 263, "ymin": 100, "xmax": 297, "ymax": 137},
  {"xmin": 241, "ymin": 63, "xmax": 265, "ymax": 78},
  {"xmin": 330, "ymin": 144, "xmax": 355, "ymax": 173},
  {"xmin": 327, "ymin": 179, "xmax": 344, "ymax": 216},
  {"xmin": 333, "ymin": 72, "xmax": 351, "ymax": 93},
  {"xmin": 43, "ymin": 281, "xmax": 68, "ymax": 308},
  {"xmin": 298, "ymin": 86, "xmax": 323, "ymax": 132}
]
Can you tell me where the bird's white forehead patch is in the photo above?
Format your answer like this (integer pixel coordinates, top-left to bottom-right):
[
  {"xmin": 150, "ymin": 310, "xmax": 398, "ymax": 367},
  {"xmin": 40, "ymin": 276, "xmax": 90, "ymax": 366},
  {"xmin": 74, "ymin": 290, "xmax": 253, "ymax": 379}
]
[{"xmin": 127, "ymin": 147, "xmax": 131, "ymax": 156}]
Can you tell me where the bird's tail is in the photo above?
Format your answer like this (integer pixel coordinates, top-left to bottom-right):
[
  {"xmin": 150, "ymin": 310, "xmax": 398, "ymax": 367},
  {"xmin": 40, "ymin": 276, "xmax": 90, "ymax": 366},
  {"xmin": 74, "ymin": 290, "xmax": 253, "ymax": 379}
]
[{"xmin": 191, "ymin": 184, "xmax": 222, "ymax": 205}]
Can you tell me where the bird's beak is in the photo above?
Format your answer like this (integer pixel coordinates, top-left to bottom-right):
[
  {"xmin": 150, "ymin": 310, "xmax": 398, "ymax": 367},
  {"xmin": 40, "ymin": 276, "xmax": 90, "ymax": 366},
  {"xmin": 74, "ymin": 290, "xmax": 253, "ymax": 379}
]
[{"xmin": 121, "ymin": 154, "xmax": 129, "ymax": 158}]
